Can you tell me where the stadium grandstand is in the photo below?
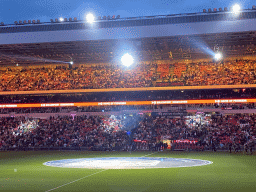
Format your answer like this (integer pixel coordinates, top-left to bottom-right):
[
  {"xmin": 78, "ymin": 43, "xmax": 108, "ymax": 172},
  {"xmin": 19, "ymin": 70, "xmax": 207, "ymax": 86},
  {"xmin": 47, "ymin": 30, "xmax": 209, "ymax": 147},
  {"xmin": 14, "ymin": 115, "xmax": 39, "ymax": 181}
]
[
  {"xmin": 0, "ymin": 5, "xmax": 256, "ymax": 153},
  {"xmin": 1, "ymin": 3, "xmax": 256, "ymax": 192}
]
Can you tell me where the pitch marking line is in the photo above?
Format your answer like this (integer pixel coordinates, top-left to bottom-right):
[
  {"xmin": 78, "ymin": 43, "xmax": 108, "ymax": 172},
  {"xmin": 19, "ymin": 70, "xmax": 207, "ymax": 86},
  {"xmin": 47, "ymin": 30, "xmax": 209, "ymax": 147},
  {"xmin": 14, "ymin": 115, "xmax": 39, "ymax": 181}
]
[
  {"xmin": 141, "ymin": 151, "xmax": 158, "ymax": 157},
  {"xmin": 44, "ymin": 152, "xmax": 158, "ymax": 192},
  {"xmin": 45, "ymin": 169, "xmax": 107, "ymax": 192}
]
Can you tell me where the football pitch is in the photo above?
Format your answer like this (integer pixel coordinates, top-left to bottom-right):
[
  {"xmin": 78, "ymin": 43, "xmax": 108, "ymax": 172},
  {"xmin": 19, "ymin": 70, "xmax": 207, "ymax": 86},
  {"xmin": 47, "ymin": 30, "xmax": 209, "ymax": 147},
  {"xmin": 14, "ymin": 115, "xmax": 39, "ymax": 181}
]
[{"xmin": 0, "ymin": 151, "xmax": 255, "ymax": 192}]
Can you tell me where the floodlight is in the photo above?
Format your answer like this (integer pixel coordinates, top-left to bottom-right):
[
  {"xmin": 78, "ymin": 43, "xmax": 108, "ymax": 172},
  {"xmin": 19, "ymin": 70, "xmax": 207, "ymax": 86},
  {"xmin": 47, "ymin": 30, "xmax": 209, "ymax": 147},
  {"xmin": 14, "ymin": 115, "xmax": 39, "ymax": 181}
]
[
  {"xmin": 232, "ymin": 4, "xmax": 241, "ymax": 13},
  {"xmin": 59, "ymin": 17, "xmax": 64, "ymax": 22},
  {"xmin": 86, "ymin": 13, "xmax": 95, "ymax": 23},
  {"xmin": 214, "ymin": 53, "xmax": 222, "ymax": 61},
  {"xmin": 121, "ymin": 53, "xmax": 134, "ymax": 67},
  {"xmin": 70, "ymin": 61, "xmax": 74, "ymax": 65}
]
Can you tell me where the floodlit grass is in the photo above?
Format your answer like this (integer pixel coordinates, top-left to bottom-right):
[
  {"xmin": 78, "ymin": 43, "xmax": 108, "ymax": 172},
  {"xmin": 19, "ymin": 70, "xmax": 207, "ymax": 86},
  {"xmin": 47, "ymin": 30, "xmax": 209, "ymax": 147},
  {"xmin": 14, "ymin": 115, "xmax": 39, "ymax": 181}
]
[{"xmin": 0, "ymin": 151, "xmax": 255, "ymax": 192}]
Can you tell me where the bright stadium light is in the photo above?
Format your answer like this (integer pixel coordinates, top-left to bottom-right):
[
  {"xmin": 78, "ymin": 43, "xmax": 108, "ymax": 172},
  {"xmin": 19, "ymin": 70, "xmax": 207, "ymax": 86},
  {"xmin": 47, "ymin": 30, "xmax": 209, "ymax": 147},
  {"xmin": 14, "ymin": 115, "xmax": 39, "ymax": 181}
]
[
  {"xmin": 232, "ymin": 4, "xmax": 241, "ymax": 13},
  {"xmin": 70, "ymin": 61, "xmax": 74, "ymax": 65},
  {"xmin": 59, "ymin": 17, "xmax": 64, "ymax": 22},
  {"xmin": 121, "ymin": 53, "xmax": 134, "ymax": 67},
  {"xmin": 214, "ymin": 53, "xmax": 222, "ymax": 61},
  {"xmin": 86, "ymin": 13, "xmax": 95, "ymax": 23}
]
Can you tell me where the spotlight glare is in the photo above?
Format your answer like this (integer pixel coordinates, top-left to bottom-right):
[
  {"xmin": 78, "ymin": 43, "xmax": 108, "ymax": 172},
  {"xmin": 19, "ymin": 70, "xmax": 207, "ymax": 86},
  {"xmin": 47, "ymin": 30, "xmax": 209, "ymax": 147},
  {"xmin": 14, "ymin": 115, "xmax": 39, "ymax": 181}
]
[
  {"xmin": 86, "ymin": 13, "xmax": 95, "ymax": 23},
  {"xmin": 121, "ymin": 54, "xmax": 134, "ymax": 67},
  {"xmin": 214, "ymin": 53, "xmax": 222, "ymax": 61},
  {"xmin": 70, "ymin": 61, "xmax": 74, "ymax": 65},
  {"xmin": 232, "ymin": 4, "xmax": 241, "ymax": 13},
  {"xmin": 59, "ymin": 17, "xmax": 64, "ymax": 22}
]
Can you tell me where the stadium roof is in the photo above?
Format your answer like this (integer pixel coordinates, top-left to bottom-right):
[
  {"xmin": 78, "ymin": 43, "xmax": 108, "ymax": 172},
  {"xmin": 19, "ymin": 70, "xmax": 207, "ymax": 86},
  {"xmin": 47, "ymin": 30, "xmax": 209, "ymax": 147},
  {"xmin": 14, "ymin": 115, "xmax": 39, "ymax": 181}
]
[
  {"xmin": 1, "ymin": 8, "xmax": 256, "ymax": 29},
  {"xmin": 0, "ymin": 9, "xmax": 256, "ymax": 65}
]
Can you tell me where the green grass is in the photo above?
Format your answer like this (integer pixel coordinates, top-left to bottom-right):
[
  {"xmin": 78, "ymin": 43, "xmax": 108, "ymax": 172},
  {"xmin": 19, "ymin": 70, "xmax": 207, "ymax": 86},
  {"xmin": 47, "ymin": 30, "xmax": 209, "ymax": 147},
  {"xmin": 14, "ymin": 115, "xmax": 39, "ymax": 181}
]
[{"xmin": 0, "ymin": 151, "xmax": 255, "ymax": 192}]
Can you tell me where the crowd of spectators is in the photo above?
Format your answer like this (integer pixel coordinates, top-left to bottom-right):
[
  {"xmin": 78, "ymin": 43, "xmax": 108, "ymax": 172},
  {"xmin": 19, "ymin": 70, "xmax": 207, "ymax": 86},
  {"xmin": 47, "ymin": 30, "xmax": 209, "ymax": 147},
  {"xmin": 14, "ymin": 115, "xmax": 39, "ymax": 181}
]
[
  {"xmin": 0, "ymin": 64, "xmax": 154, "ymax": 91},
  {"xmin": 131, "ymin": 113, "xmax": 256, "ymax": 152},
  {"xmin": 0, "ymin": 115, "xmax": 129, "ymax": 151},
  {"xmin": 0, "ymin": 58, "xmax": 255, "ymax": 153},
  {"xmin": 0, "ymin": 113, "xmax": 255, "ymax": 153},
  {"xmin": 161, "ymin": 60, "xmax": 256, "ymax": 86},
  {"xmin": 0, "ymin": 59, "xmax": 255, "ymax": 92}
]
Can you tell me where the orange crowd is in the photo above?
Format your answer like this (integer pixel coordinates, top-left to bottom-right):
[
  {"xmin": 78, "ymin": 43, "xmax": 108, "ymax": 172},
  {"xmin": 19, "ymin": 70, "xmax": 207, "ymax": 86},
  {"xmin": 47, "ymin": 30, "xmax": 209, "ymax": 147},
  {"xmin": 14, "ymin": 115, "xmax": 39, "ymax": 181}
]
[{"xmin": 0, "ymin": 59, "xmax": 255, "ymax": 91}]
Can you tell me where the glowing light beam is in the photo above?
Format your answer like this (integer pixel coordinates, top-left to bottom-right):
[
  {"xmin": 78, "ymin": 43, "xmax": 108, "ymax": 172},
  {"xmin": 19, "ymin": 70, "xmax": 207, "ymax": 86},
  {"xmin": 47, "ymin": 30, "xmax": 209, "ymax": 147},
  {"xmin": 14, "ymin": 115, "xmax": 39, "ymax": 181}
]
[{"xmin": 0, "ymin": 52, "xmax": 70, "ymax": 64}]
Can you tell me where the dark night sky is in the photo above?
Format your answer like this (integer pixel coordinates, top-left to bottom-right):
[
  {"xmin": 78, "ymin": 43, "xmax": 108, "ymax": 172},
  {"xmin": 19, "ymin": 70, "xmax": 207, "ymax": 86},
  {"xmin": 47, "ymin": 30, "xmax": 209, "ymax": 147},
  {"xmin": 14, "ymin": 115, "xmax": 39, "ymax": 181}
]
[{"xmin": 0, "ymin": 0, "xmax": 254, "ymax": 24}]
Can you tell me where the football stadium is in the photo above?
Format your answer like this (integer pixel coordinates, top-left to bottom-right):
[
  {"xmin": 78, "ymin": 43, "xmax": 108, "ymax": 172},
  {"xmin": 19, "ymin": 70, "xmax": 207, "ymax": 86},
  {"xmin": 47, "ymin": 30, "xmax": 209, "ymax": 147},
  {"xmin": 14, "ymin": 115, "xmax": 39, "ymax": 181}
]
[{"xmin": 0, "ymin": 2, "xmax": 256, "ymax": 192}]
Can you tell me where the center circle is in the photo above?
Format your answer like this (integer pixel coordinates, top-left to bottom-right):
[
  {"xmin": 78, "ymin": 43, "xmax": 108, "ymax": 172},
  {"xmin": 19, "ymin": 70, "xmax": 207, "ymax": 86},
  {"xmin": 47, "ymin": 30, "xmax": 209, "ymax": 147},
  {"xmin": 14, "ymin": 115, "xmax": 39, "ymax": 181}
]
[{"xmin": 43, "ymin": 157, "xmax": 213, "ymax": 169}]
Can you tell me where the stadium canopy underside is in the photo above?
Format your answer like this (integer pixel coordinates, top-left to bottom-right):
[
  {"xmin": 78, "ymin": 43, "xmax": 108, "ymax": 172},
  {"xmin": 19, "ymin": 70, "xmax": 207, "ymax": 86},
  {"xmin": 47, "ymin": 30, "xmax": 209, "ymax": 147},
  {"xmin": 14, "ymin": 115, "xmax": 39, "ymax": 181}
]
[{"xmin": 0, "ymin": 31, "xmax": 256, "ymax": 66}]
